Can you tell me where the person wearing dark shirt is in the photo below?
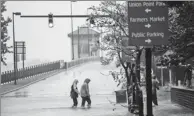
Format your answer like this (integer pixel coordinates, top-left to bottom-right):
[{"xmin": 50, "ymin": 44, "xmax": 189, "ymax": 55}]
[
  {"xmin": 184, "ymin": 65, "xmax": 193, "ymax": 88},
  {"xmin": 152, "ymin": 75, "xmax": 159, "ymax": 106},
  {"xmin": 70, "ymin": 79, "xmax": 79, "ymax": 108}
]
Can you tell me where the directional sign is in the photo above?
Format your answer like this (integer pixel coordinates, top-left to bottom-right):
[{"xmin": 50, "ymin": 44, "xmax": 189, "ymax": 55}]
[
  {"xmin": 128, "ymin": 1, "xmax": 169, "ymax": 46},
  {"xmin": 145, "ymin": 8, "xmax": 151, "ymax": 13}
]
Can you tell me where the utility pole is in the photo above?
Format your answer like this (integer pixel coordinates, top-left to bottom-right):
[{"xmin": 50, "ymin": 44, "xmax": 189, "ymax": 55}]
[
  {"xmin": 78, "ymin": 26, "xmax": 80, "ymax": 58},
  {"xmin": 70, "ymin": 1, "xmax": 74, "ymax": 60},
  {"xmin": 12, "ymin": 12, "xmax": 17, "ymax": 85},
  {"xmin": 161, "ymin": 66, "xmax": 164, "ymax": 86},
  {"xmin": 87, "ymin": 27, "xmax": 90, "ymax": 56}
]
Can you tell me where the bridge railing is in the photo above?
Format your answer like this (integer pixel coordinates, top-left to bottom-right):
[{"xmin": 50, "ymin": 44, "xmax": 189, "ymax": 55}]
[
  {"xmin": 1, "ymin": 56, "xmax": 100, "ymax": 84},
  {"xmin": 1, "ymin": 61, "xmax": 61, "ymax": 84},
  {"xmin": 63, "ymin": 56, "xmax": 100, "ymax": 69}
]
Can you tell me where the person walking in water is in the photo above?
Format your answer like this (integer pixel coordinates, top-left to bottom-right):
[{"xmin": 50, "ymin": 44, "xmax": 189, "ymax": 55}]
[
  {"xmin": 152, "ymin": 75, "xmax": 159, "ymax": 106},
  {"xmin": 80, "ymin": 78, "xmax": 91, "ymax": 108},
  {"xmin": 70, "ymin": 79, "xmax": 79, "ymax": 108},
  {"xmin": 184, "ymin": 65, "xmax": 193, "ymax": 88}
]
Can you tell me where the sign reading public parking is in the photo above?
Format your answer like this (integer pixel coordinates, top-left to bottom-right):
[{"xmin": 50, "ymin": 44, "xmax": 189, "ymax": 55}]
[{"xmin": 128, "ymin": 1, "xmax": 169, "ymax": 46}]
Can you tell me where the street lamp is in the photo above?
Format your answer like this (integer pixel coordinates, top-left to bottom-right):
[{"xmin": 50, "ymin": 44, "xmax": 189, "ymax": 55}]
[
  {"xmin": 12, "ymin": 12, "xmax": 21, "ymax": 85},
  {"xmin": 70, "ymin": 1, "xmax": 77, "ymax": 60}
]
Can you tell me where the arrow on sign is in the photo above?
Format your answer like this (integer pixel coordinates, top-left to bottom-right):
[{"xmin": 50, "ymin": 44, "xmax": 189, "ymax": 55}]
[
  {"xmin": 145, "ymin": 8, "xmax": 152, "ymax": 13},
  {"xmin": 145, "ymin": 24, "xmax": 151, "ymax": 28},
  {"xmin": 145, "ymin": 39, "xmax": 152, "ymax": 44}
]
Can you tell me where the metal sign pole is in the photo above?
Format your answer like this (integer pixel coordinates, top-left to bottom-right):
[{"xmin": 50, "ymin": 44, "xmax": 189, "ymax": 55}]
[
  {"xmin": 145, "ymin": 47, "xmax": 153, "ymax": 116},
  {"xmin": 15, "ymin": 42, "xmax": 18, "ymax": 84},
  {"xmin": 161, "ymin": 67, "xmax": 164, "ymax": 86}
]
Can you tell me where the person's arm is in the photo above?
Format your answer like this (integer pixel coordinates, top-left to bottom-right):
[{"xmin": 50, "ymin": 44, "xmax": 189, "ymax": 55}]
[
  {"xmin": 73, "ymin": 84, "xmax": 79, "ymax": 94},
  {"xmin": 156, "ymin": 81, "xmax": 159, "ymax": 90},
  {"xmin": 184, "ymin": 73, "xmax": 188, "ymax": 85},
  {"xmin": 85, "ymin": 84, "xmax": 90, "ymax": 96}
]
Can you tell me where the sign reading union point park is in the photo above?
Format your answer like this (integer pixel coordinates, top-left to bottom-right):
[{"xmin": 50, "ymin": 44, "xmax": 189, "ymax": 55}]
[{"xmin": 128, "ymin": 1, "xmax": 169, "ymax": 46}]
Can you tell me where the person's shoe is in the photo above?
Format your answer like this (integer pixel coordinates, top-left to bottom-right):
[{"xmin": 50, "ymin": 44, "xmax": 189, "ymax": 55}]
[
  {"xmin": 81, "ymin": 105, "xmax": 85, "ymax": 109},
  {"xmin": 74, "ymin": 106, "xmax": 77, "ymax": 108},
  {"xmin": 87, "ymin": 104, "xmax": 91, "ymax": 108}
]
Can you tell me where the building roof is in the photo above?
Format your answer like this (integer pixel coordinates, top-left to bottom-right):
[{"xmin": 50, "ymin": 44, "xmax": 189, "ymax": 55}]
[{"xmin": 68, "ymin": 27, "xmax": 100, "ymax": 37}]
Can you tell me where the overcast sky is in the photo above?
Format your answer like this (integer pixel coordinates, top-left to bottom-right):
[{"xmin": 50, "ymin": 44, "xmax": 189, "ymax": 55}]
[{"xmin": 3, "ymin": 1, "xmax": 101, "ymax": 63}]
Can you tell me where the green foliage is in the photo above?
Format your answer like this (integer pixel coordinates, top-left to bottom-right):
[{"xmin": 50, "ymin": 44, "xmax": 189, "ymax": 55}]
[
  {"xmin": 1, "ymin": 1, "xmax": 12, "ymax": 65},
  {"xmin": 154, "ymin": 2, "xmax": 194, "ymax": 66},
  {"xmin": 110, "ymin": 69, "xmax": 126, "ymax": 88},
  {"xmin": 87, "ymin": 1, "xmax": 144, "ymax": 89},
  {"xmin": 164, "ymin": 1, "xmax": 185, "ymax": 7}
]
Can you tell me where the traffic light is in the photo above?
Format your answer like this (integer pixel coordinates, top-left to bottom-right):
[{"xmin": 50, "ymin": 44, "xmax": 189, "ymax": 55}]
[
  {"xmin": 90, "ymin": 17, "xmax": 95, "ymax": 25},
  {"xmin": 48, "ymin": 13, "xmax": 54, "ymax": 28},
  {"xmin": 86, "ymin": 16, "xmax": 95, "ymax": 25}
]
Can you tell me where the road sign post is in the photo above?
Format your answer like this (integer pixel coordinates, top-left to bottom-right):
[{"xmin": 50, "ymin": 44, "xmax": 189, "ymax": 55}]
[
  {"xmin": 15, "ymin": 41, "xmax": 26, "ymax": 71},
  {"xmin": 127, "ymin": 1, "xmax": 169, "ymax": 116},
  {"xmin": 145, "ymin": 47, "xmax": 153, "ymax": 116}
]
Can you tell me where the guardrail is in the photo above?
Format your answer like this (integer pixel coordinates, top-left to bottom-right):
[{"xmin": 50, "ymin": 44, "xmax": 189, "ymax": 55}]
[
  {"xmin": 61, "ymin": 56, "xmax": 100, "ymax": 69},
  {"xmin": 1, "ymin": 56, "xmax": 100, "ymax": 84},
  {"xmin": 1, "ymin": 61, "xmax": 61, "ymax": 84},
  {"xmin": 153, "ymin": 66, "xmax": 187, "ymax": 86}
]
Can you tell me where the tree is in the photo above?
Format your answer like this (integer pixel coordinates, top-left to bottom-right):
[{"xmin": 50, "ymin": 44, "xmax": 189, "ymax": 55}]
[
  {"xmin": 153, "ymin": 2, "xmax": 194, "ymax": 67},
  {"xmin": 87, "ymin": 1, "xmax": 144, "ymax": 112},
  {"xmin": 87, "ymin": 1, "xmax": 143, "ymax": 83},
  {"xmin": 1, "ymin": 1, "xmax": 12, "ymax": 65}
]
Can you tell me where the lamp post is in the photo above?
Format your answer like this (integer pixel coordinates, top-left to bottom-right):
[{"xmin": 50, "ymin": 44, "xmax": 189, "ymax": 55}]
[
  {"xmin": 77, "ymin": 26, "xmax": 80, "ymax": 58},
  {"xmin": 70, "ymin": 1, "xmax": 77, "ymax": 60},
  {"xmin": 12, "ymin": 12, "xmax": 21, "ymax": 85},
  {"xmin": 87, "ymin": 26, "xmax": 90, "ymax": 56}
]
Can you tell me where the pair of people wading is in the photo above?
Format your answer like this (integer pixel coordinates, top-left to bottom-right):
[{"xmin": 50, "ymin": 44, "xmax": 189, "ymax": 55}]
[{"xmin": 70, "ymin": 78, "xmax": 91, "ymax": 108}]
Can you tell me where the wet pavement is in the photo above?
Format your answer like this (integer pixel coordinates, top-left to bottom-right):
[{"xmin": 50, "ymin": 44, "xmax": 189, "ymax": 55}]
[
  {"xmin": 1, "ymin": 62, "xmax": 194, "ymax": 116},
  {"xmin": 1, "ymin": 62, "xmax": 128, "ymax": 116}
]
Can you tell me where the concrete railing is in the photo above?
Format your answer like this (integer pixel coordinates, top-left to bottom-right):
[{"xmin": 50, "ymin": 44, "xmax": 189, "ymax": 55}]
[
  {"xmin": 171, "ymin": 87, "xmax": 194, "ymax": 110},
  {"xmin": 61, "ymin": 56, "xmax": 100, "ymax": 69}
]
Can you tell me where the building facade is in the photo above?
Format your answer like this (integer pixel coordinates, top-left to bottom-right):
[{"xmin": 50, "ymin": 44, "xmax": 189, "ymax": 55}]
[{"xmin": 68, "ymin": 26, "xmax": 100, "ymax": 60}]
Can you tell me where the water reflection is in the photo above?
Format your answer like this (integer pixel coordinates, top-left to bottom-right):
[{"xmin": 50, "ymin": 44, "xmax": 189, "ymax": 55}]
[
  {"xmin": 15, "ymin": 91, "xmax": 29, "ymax": 98},
  {"xmin": 2, "ymin": 91, "xmax": 29, "ymax": 98}
]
